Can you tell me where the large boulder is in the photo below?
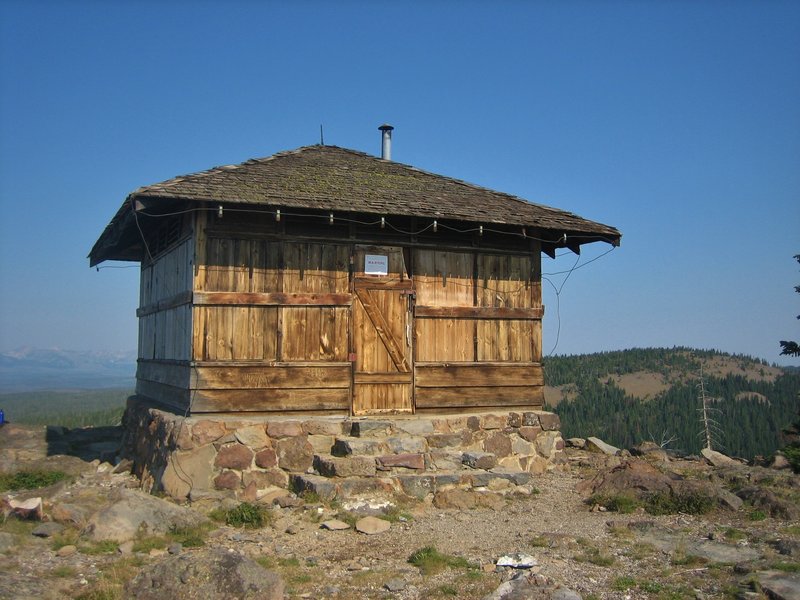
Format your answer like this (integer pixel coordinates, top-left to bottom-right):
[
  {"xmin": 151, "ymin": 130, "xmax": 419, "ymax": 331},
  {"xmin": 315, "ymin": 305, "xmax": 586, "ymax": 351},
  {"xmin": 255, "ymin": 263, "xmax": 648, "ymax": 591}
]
[
  {"xmin": 576, "ymin": 459, "xmax": 683, "ymax": 499},
  {"xmin": 125, "ymin": 548, "xmax": 284, "ymax": 599},
  {"xmin": 736, "ymin": 486, "xmax": 800, "ymax": 520},
  {"xmin": 585, "ymin": 437, "xmax": 620, "ymax": 456},
  {"xmin": 701, "ymin": 447, "xmax": 740, "ymax": 467},
  {"xmin": 86, "ymin": 488, "xmax": 210, "ymax": 542}
]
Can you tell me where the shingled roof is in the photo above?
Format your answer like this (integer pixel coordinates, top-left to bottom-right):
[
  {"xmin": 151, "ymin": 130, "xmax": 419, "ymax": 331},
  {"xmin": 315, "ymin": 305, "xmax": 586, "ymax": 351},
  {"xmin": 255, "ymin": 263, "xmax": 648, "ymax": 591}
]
[{"xmin": 90, "ymin": 145, "xmax": 620, "ymax": 265}]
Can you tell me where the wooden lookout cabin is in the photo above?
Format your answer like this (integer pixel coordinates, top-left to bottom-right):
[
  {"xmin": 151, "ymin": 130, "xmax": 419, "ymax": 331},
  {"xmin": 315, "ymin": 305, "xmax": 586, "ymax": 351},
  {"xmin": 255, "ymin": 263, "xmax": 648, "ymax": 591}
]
[{"xmin": 90, "ymin": 129, "xmax": 620, "ymax": 418}]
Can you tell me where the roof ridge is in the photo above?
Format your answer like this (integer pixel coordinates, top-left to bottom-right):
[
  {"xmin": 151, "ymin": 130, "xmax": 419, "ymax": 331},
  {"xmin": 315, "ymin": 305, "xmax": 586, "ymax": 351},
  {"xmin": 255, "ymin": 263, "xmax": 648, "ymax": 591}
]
[{"xmin": 132, "ymin": 145, "xmax": 381, "ymax": 195}]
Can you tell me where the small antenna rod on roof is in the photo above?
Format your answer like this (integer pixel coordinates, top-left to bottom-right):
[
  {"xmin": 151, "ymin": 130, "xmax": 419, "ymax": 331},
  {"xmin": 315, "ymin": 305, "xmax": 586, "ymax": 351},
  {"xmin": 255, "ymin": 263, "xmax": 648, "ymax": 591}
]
[{"xmin": 320, "ymin": 124, "xmax": 324, "ymax": 146}]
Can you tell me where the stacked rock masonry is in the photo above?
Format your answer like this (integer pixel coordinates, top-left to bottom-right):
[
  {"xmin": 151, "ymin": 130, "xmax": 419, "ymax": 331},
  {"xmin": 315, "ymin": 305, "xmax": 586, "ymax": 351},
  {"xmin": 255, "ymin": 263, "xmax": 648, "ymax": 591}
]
[{"xmin": 122, "ymin": 398, "xmax": 566, "ymax": 503}]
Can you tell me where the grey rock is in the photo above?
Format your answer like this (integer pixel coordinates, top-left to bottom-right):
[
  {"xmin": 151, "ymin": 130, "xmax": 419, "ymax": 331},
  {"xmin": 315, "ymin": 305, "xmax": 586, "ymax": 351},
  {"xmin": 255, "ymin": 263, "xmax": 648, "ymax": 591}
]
[
  {"xmin": 384, "ymin": 578, "xmax": 407, "ymax": 592},
  {"xmin": 463, "ymin": 451, "xmax": 498, "ymax": 470},
  {"xmin": 701, "ymin": 447, "xmax": 740, "ymax": 467},
  {"xmin": 770, "ymin": 539, "xmax": 800, "ymax": 557},
  {"xmin": 393, "ymin": 419, "xmax": 435, "ymax": 436},
  {"xmin": 168, "ymin": 542, "xmax": 183, "ymax": 554},
  {"xmin": 289, "ymin": 474, "xmax": 338, "ymax": 501},
  {"xmin": 716, "ymin": 488, "xmax": 744, "ymax": 511},
  {"xmin": 332, "ymin": 438, "xmax": 387, "ymax": 456},
  {"xmin": 51, "ymin": 502, "xmax": 89, "ymax": 526},
  {"xmin": 386, "ymin": 435, "xmax": 428, "ymax": 454},
  {"xmin": 31, "ymin": 522, "xmax": 65, "ymax": 538},
  {"xmin": 321, "ymin": 519, "xmax": 351, "ymax": 531},
  {"xmin": 756, "ymin": 570, "xmax": 800, "ymax": 600},
  {"xmin": 315, "ymin": 454, "xmax": 377, "ymax": 477},
  {"xmin": 585, "ymin": 437, "xmax": 619, "ymax": 456},
  {"xmin": 86, "ymin": 488, "xmax": 209, "ymax": 543},
  {"xmin": 736, "ymin": 486, "xmax": 800, "ymax": 520},
  {"xmin": 350, "ymin": 420, "xmax": 393, "ymax": 437},
  {"xmin": 637, "ymin": 530, "xmax": 760, "ymax": 564},
  {"xmin": 430, "ymin": 450, "xmax": 464, "ymax": 471},
  {"xmin": 396, "ymin": 474, "xmax": 437, "ymax": 499},
  {"xmin": 482, "ymin": 574, "xmax": 581, "ymax": 600},
  {"xmin": 125, "ymin": 548, "xmax": 284, "ymax": 599}
]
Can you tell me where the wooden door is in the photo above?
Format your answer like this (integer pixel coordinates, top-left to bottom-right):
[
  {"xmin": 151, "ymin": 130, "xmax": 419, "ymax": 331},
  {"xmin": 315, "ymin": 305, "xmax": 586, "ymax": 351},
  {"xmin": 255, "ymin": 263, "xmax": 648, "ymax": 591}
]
[{"xmin": 351, "ymin": 246, "xmax": 413, "ymax": 414}]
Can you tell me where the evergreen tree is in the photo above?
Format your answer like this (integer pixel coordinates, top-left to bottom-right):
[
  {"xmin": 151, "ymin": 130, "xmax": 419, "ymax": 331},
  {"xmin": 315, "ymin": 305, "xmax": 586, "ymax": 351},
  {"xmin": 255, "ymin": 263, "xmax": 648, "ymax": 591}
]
[{"xmin": 779, "ymin": 254, "xmax": 800, "ymax": 357}]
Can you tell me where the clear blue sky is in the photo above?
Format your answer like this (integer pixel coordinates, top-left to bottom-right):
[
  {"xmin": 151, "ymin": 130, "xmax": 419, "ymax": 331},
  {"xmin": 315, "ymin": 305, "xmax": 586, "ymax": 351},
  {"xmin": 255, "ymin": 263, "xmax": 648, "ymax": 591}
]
[{"xmin": 1, "ymin": 1, "xmax": 798, "ymax": 366}]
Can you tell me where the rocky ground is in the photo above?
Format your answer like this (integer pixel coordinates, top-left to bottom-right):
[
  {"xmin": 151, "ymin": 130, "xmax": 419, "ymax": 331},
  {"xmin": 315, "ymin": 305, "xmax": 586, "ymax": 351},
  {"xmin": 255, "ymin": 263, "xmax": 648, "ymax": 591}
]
[{"xmin": 1, "ymin": 423, "xmax": 799, "ymax": 600}]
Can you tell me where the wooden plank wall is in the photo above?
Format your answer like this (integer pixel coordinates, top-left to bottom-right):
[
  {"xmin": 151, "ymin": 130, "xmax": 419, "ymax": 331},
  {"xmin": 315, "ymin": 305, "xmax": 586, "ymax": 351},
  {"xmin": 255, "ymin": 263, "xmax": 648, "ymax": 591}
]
[
  {"xmin": 414, "ymin": 247, "xmax": 544, "ymax": 412},
  {"xmin": 190, "ymin": 227, "xmax": 351, "ymax": 414},
  {"xmin": 136, "ymin": 236, "xmax": 194, "ymax": 410},
  {"xmin": 133, "ymin": 210, "xmax": 546, "ymax": 415}
]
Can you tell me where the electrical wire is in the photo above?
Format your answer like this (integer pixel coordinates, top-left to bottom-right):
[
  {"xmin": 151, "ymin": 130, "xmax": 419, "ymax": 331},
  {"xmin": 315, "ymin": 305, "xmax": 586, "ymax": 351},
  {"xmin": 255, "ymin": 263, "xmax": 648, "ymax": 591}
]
[{"xmin": 133, "ymin": 203, "xmax": 619, "ymax": 247}]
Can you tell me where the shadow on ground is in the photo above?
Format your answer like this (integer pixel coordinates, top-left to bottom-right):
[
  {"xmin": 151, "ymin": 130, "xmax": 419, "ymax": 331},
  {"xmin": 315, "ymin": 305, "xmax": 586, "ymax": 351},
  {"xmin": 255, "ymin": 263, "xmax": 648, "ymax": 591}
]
[{"xmin": 45, "ymin": 425, "xmax": 123, "ymax": 462}]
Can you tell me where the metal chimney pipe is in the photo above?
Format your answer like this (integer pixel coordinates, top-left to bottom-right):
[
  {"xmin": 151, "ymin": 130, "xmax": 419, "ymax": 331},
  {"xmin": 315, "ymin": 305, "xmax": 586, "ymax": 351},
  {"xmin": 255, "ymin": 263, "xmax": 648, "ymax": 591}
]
[{"xmin": 379, "ymin": 124, "xmax": 394, "ymax": 160}]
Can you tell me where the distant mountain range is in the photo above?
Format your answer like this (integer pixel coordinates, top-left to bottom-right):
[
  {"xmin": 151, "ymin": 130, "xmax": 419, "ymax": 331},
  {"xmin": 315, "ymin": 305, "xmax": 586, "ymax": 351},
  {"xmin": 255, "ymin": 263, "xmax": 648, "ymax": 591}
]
[{"xmin": 0, "ymin": 347, "xmax": 136, "ymax": 392}]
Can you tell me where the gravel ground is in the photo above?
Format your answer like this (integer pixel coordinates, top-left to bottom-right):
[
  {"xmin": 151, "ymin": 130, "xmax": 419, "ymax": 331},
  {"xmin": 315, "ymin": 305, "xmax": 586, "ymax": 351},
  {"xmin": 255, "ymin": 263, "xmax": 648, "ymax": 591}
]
[{"xmin": 2, "ymin": 424, "xmax": 799, "ymax": 600}]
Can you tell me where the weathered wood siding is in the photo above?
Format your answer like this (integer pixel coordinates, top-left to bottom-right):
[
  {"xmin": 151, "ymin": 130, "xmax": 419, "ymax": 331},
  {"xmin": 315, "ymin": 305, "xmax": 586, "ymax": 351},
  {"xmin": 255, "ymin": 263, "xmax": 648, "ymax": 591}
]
[
  {"xmin": 133, "ymin": 210, "xmax": 545, "ymax": 415},
  {"xmin": 190, "ymin": 215, "xmax": 351, "ymax": 413},
  {"xmin": 136, "ymin": 235, "xmax": 194, "ymax": 411},
  {"xmin": 413, "ymin": 247, "xmax": 544, "ymax": 412}
]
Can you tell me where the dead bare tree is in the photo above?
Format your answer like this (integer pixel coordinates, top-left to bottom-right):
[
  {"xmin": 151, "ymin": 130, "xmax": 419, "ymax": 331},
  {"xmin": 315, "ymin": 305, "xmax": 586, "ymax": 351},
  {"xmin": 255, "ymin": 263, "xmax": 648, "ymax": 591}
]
[
  {"xmin": 697, "ymin": 365, "xmax": 724, "ymax": 451},
  {"xmin": 647, "ymin": 428, "xmax": 678, "ymax": 448}
]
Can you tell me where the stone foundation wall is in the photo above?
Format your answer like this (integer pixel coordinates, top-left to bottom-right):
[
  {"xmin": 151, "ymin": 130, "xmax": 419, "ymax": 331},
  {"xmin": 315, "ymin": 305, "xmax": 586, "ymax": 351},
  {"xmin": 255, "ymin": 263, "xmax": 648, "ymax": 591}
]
[{"xmin": 121, "ymin": 397, "xmax": 566, "ymax": 504}]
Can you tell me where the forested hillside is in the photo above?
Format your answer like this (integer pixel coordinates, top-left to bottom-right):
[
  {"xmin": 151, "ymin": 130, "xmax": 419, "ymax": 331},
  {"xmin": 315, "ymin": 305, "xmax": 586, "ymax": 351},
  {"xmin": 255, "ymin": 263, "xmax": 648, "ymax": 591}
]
[
  {"xmin": 0, "ymin": 389, "xmax": 130, "ymax": 428},
  {"xmin": 543, "ymin": 348, "xmax": 799, "ymax": 460}
]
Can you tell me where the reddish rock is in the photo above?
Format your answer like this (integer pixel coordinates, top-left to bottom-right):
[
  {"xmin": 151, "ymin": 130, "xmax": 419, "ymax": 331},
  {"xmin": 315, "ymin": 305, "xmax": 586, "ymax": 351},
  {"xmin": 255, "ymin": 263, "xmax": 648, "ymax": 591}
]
[
  {"xmin": 537, "ymin": 413, "xmax": 561, "ymax": 431},
  {"xmin": 214, "ymin": 470, "xmax": 241, "ymax": 490},
  {"xmin": 240, "ymin": 481, "xmax": 259, "ymax": 502},
  {"xmin": 466, "ymin": 416, "xmax": 482, "ymax": 431},
  {"xmin": 302, "ymin": 420, "xmax": 344, "ymax": 436},
  {"xmin": 484, "ymin": 432, "xmax": 513, "ymax": 458},
  {"xmin": 462, "ymin": 451, "xmax": 497, "ymax": 470},
  {"xmin": 576, "ymin": 459, "xmax": 682, "ymax": 499},
  {"xmin": 508, "ymin": 412, "xmax": 523, "ymax": 428},
  {"xmin": 519, "ymin": 426, "xmax": 542, "ymax": 442},
  {"xmin": 355, "ymin": 516, "xmax": 391, "ymax": 535},
  {"xmin": 275, "ymin": 436, "xmax": 313, "ymax": 472},
  {"xmin": 255, "ymin": 448, "xmax": 278, "ymax": 469},
  {"xmin": 192, "ymin": 420, "xmax": 226, "ymax": 445},
  {"xmin": 215, "ymin": 444, "xmax": 254, "ymax": 470},
  {"xmin": 267, "ymin": 421, "xmax": 303, "ymax": 439},
  {"xmin": 51, "ymin": 503, "xmax": 88, "ymax": 527},
  {"xmin": 425, "ymin": 432, "xmax": 467, "ymax": 448},
  {"xmin": 174, "ymin": 422, "xmax": 195, "ymax": 450},
  {"xmin": 8, "ymin": 497, "xmax": 43, "ymax": 520}
]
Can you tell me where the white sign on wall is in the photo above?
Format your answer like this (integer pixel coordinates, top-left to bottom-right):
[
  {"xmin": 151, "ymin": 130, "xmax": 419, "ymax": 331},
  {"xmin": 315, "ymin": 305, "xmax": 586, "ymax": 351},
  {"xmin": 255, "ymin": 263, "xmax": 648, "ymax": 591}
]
[{"xmin": 364, "ymin": 254, "xmax": 389, "ymax": 276}]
